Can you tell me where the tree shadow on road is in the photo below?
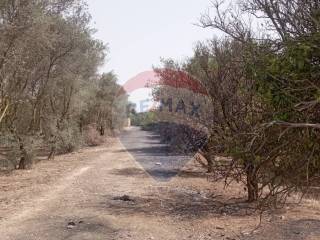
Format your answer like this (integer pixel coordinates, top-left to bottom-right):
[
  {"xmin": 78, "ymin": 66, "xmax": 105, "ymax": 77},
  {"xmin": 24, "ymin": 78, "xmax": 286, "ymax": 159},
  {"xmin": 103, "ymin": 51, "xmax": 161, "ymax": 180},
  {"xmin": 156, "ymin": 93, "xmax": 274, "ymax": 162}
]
[{"xmin": 111, "ymin": 167, "xmax": 208, "ymax": 180}]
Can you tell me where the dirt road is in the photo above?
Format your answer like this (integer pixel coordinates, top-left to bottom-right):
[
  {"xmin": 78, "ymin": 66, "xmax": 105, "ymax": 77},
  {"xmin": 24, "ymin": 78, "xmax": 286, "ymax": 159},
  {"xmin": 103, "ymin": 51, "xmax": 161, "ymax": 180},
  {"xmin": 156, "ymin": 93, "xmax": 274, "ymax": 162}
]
[
  {"xmin": 0, "ymin": 128, "xmax": 319, "ymax": 240},
  {"xmin": 119, "ymin": 126, "xmax": 193, "ymax": 181}
]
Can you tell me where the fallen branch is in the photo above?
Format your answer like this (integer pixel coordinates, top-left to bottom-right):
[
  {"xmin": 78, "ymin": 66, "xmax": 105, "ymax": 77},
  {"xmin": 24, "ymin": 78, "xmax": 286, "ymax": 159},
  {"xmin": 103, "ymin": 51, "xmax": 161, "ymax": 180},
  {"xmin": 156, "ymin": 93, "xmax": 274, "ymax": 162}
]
[
  {"xmin": 0, "ymin": 103, "xmax": 9, "ymax": 124},
  {"xmin": 265, "ymin": 121, "xmax": 320, "ymax": 130}
]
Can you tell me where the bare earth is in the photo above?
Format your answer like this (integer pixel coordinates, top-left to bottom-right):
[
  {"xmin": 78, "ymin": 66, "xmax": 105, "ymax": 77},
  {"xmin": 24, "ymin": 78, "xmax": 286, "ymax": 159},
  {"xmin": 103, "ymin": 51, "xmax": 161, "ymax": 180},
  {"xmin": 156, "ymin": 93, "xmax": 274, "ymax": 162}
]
[{"xmin": 0, "ymin": 128, "xmax": 319, "ymax": 240}]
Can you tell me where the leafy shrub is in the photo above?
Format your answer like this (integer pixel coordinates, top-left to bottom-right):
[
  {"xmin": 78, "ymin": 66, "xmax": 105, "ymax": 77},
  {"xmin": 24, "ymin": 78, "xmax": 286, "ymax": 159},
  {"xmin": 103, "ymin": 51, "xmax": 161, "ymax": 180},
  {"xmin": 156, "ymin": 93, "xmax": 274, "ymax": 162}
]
[{"xmin": 55, "ymin": 122, "xmax": 83, "ymax": 154}]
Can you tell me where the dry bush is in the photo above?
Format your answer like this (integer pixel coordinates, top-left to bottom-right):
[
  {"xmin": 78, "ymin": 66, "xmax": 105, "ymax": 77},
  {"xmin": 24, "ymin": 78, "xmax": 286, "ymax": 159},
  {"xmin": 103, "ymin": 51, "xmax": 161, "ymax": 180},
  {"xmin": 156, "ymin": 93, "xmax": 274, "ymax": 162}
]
[{"xmin": 84, "ymin": 125, "xmax": 105, "ymax": 147}]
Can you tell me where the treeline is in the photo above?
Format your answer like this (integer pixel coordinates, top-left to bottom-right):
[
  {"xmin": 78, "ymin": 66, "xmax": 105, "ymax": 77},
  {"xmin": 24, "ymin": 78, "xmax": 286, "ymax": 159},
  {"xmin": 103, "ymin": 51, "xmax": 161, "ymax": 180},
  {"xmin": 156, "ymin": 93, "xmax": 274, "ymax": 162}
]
[
  {"xmin": 156, "ymin": 0, "xmax": 320, "ymax": 207},
  {"xmin": 0, "ymin": 0, "xmax": 126, "ymax": 169}
]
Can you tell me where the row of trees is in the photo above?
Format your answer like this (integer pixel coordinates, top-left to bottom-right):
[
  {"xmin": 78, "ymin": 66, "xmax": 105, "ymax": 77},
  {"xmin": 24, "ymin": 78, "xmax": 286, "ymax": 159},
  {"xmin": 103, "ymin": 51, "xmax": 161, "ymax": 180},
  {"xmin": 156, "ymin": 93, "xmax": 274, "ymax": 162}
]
[
  {"xmin": 0, "ymin": 0, "xmax": 127, "ymax": 169},
  {"xmin": 155, "ymin": 0, "xmax": 320, "ymax": 207}
]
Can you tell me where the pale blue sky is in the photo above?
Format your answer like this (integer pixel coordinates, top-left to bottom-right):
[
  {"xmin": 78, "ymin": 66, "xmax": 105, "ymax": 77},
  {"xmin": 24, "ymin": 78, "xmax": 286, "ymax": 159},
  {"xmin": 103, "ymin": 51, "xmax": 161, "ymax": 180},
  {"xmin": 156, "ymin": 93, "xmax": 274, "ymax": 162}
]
[{"xmin": 88, "ymin": 0, "xmax": 221, "ymax": 84}]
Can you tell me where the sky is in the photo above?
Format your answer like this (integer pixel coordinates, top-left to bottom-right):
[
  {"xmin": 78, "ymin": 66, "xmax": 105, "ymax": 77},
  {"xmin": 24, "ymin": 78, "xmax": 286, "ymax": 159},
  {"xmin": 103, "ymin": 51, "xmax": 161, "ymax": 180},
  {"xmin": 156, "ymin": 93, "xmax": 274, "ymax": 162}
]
[
  {"xmin": 87, "ymin": 0, "xmax": 223, "ymax": 83},
  {"xmin": 88, "ymin": 0, "xmax": 222, "ymax": 111}
]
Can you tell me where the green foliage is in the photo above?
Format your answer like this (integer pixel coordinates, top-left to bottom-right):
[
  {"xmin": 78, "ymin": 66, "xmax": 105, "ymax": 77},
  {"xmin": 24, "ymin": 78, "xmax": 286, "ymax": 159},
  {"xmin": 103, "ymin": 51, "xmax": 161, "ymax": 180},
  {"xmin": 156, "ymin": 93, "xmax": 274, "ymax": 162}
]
[
  {"xmin": 131, "ymin": 111, "xmax": 156, "ymax": 127},
  {"xmin": 0, "ymin": 0, "xmax": 129, "ymax": 168},
  {"xmin": 55, "ymin": 121, "xmax": 83, "ymax": 154}
]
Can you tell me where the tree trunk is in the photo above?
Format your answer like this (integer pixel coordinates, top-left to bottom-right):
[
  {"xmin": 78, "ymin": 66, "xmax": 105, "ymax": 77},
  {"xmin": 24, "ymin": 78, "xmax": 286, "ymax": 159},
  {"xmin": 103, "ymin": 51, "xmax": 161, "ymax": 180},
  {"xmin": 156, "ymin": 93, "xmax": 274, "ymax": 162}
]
[
  {"xmin": 18, "ymin": 141, "xmax": 32, "ymax": 170},
  {"xmin": 48, "ymin": 146, "xmax": 56, "ymax": 160},
  {"xmin": 99, "ymin": 125, "xmax": 105, "ymax": 136},
  {"xmin": 79, "ymin": 117, "xmax": 83, "ymax": 134},
  {"xmin": 206, "ymin": 155, "xmax": 214, "ymax": 173},
  {"xmin": 18, "ymin": 156, "xmax": 26, "ymax": 170},
  {"xmin": 246, "ymin": 163, "xmax": 258, "ymax": 202},
  {"xmin": 48, "ymin": 135, "xmax": 57, "ymax": 160},
  {"xmin": 201, "ymin": 137, "xmax": 215, "ymax": 173}
]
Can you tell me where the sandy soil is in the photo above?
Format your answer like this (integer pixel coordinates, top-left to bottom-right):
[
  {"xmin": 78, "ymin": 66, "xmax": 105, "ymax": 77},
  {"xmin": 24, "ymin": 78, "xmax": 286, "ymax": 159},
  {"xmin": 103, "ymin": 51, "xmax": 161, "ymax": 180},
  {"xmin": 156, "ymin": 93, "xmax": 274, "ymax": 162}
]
[{"xmin": 0, "ymin": 133, "xmax": 319, "ymax": 240}]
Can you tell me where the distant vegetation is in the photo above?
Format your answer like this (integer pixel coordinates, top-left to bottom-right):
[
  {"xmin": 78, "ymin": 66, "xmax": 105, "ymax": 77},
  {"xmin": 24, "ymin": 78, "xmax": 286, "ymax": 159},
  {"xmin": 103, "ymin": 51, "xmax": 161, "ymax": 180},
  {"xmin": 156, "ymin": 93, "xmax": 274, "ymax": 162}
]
[{"xmin": 131, "ymin": 111, "xmax": 156, "ymax": 127}]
